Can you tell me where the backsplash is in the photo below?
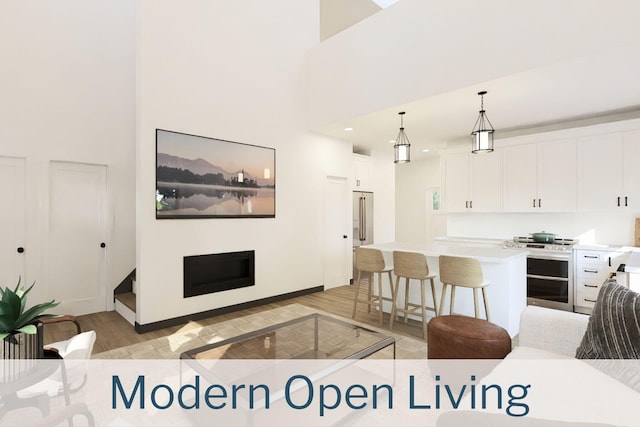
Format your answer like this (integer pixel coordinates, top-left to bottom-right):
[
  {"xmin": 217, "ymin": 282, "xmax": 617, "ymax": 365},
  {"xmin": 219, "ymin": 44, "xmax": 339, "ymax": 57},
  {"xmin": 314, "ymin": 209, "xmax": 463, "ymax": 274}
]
[{"xmin": 446, "ymin": 211, "xmax": 639, "ymax": 246}]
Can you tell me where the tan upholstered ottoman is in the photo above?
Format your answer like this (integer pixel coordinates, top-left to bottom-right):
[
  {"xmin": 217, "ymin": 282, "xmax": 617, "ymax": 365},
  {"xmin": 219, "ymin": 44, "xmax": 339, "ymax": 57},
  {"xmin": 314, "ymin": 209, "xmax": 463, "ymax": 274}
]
[{"xmin": 427, "ymin": 315, "xmax": 511, "ymax": 359}]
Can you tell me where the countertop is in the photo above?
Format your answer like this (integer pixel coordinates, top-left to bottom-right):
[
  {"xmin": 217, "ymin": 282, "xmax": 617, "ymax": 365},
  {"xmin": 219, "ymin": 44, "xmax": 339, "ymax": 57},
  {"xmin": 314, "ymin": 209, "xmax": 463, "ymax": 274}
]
[{"xmin": 363, "ymin": 241, "xmax": 528, "ymax": 264}]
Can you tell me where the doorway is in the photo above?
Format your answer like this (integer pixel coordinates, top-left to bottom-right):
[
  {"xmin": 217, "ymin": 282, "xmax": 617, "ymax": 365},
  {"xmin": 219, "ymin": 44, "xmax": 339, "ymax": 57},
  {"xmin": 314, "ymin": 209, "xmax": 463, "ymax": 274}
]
[
  {"xmin": 0, "ymin": 157, "xmax": 26, "ymax": 286},
  {"xmin": 323, "ymin": 176, "xmax": 350, "ymax": 289},
  {"xmin": 46, "ymin": 161, "xmax": 108, "ymax": 315}
]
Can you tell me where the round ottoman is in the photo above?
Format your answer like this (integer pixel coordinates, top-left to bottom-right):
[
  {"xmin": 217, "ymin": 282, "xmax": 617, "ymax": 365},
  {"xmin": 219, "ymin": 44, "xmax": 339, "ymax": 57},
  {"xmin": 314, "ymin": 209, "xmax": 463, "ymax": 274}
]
[{"xmin": 427, "ymin": 315, "xmax": 511, "ymax": 359}]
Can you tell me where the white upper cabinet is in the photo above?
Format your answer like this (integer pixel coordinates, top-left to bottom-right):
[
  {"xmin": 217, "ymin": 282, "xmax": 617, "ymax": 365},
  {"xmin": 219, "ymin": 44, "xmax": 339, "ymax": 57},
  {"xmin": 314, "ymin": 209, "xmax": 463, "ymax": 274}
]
[
  {"xmin": 353, "ymin": 154, "xmax": 372, "ymax": 191},
  {"xmin": 503, "ymin": 144, "xmax": 538, "ymax": 212},
  {"xmin": 443, "ymin": 151, "xmax": 501, "ymax": 213},
  {"xmin": 622, "ymin": 130, "xmax": 640, "ymax": 210},
  {"xmin": 503, "ymin": 139, "xmax": 577, "ymax": 212},
  {"xmin": 577, "ymin": 130, "xmax": 640, "ymax": 211}
]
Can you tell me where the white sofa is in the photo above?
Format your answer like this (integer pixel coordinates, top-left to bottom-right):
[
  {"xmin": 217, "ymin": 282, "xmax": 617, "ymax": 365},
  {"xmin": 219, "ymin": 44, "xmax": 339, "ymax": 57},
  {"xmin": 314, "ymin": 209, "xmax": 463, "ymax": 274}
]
[
  {"xmin": 511, "ymin": 305, "xmax": 589, "ymax": 359},
  {"xmin": 437, "ymin": 305, "xmax": 640, "ymax": 426}
]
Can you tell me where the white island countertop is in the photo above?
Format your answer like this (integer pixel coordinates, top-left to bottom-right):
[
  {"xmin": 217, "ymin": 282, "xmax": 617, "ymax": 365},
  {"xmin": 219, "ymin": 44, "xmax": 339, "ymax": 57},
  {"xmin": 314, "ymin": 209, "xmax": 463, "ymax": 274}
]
[
  {"xmin": 363, "ymin": 241, "xmax": 528, "ymax": 264},
  {"xmin": 359, "ymin": 241, "xmax": 528, "ymax": 336}
]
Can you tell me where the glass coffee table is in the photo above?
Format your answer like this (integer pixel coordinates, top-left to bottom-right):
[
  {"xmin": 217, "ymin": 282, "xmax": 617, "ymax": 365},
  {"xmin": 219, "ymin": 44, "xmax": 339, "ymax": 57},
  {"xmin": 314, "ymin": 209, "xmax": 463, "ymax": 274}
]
[
  {"xmin": 179, "ymin": 314, "xmax": 396, "ymax": 426},
  {"xmin": 180, "ymin": 313, "xmax": 395, "ymax": 360}
]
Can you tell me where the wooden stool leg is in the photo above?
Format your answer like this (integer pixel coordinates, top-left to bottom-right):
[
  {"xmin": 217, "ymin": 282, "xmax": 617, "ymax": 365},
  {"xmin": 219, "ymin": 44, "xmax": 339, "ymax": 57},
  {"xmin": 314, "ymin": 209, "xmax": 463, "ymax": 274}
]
[
  {"xmin": 482, "ymin": 287, "xmax": 490, "ymax": 321},
  {"xmin": 352, "ymin": 269, "xmax": 362, "ymax": 318},
  {"xmin": 367, "ymin": 272, "xmax": 372, "ymax": 313},
  {"xmin": 403, "ymin": 277, "xmax": 410, "ymax": 323},
  {"xmin": 389, "ymin": 271, "xmax": 397, "ymax": 320},
  {"xmin": 473, "ymin": 288, "xmax": 480, "ymax": 318},
  {"xmin": 439, "ymin": 283, "xmax": 448, "ymax": 316},
  {"xmin": 429, "ymin": 277, "xmax": 438, "ymax": 315},
  {"xmin": 377, "ymin": 272, "xmax": 383, "ymax": 324},
  {"xmin": 390, "ymin": 274, "xmax": 400, "ymax": 330},
  {"xmin": 450, "ymin": 285, "xmax": 456, "ymax": 315},
  {"xmin": 420, "ymin": 279, "xmax": 427, "ymax": 339}
]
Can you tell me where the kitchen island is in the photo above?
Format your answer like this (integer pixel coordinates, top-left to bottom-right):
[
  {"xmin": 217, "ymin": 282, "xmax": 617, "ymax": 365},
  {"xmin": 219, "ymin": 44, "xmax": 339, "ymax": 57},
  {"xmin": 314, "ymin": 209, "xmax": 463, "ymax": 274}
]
[{"xmin": 361, "ymin": 241, "xmax": 528, "ymax": 337}]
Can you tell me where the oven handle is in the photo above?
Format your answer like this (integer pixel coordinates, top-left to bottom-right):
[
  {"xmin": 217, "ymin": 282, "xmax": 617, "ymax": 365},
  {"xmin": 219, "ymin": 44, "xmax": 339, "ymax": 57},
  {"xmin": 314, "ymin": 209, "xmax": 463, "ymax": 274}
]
[
  {"xmin": 527, "ymin": 274, "xmax": 569, "ymax": 282},
  {"xmin": 527, "ymin": 254, "xmax": 571, "ymax": 261}
]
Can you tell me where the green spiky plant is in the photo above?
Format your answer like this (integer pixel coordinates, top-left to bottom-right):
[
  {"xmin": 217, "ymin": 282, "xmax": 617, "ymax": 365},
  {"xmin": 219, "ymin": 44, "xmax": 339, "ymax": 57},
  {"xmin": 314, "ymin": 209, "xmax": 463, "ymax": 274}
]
[{"xmin": 0, "ymin": 278, "xmax": 60, "ymax": 341}]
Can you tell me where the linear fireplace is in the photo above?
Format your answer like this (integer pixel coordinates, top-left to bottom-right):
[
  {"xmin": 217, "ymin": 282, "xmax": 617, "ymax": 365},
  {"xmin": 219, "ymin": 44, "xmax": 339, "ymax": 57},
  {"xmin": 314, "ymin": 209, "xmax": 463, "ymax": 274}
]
[{"xmin": 184, "ymin": 250, "xmax": 255, "ymax": 298}]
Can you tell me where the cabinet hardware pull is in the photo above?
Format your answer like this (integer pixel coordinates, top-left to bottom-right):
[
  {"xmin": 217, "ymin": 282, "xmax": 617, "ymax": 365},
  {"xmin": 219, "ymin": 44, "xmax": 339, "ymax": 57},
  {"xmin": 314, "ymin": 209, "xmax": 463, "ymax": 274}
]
[
  {"xmin": 608, "ymin": 257, "xmax": 612, "ymax": 267},
  {"xmin": 538, "ymin": 198, "xmax": 541, "ymax": 208},
  {"xmin": 532, "ymin": 199, "xmax": 536, "ymax": 208},
  {"xmin": 584, "ymin": 284, "xmax": 598, "ymax": 288},
  {"xmin": 465, "ymin": 201, "xmax": 468, "ymax": 208},
  {"xmin": 625, "ymin": 196, "xmax": 628, "ymax": 207},
  {"xmin": 617, "ymin": 196, "xmax": 621, "ymax": 207},
  {"xmin": 585, "ymin": 299, "xmax": 597, "ymax": 303},
  {"xmin": 583, "ymin": 269, "xmax": 598, "ymax": 273},
  {"xmin": 584, "ymin": 255, "xmax": 598, "ymax": 259},
  {"xmin": 469, "ymin": 200, "xmax": 473, "ymax": 209}
]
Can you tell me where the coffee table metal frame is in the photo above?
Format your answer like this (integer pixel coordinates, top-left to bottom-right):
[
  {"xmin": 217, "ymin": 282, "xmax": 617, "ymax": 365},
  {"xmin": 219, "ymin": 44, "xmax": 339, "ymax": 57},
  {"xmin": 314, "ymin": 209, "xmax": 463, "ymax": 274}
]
[{"xmin": 180, "ymin": 313, "xmax": 396, "ymax": 360}]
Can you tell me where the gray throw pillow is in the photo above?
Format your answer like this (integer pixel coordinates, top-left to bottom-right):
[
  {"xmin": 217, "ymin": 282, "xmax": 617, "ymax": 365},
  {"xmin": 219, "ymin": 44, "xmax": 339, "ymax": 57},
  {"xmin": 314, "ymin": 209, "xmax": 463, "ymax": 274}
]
[{"xmin": 576, "ymin": 279, "xmax": 640, "ymax": 359}]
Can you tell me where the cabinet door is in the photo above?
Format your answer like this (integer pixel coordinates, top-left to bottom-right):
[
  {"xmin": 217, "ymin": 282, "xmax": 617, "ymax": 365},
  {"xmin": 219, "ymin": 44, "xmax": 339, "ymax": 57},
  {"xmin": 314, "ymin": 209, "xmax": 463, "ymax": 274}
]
[
  {"xmin": 443, "ymin": 152, "xmax": 470, "ymax": 212},
  {"xmin": 353, "ymin": 155, "xmax": 371, "ymax": 191},
  {"xmin": 537, "ymin": 139, "xmax": 576, "ymax": 212},
  {"xmin": 622, "ymin": 130, "xmax": 640, "ymax": 210},
  {"xmin": 470, "ymin": 151, "xmax": 502, "ymax": 211},
  {"xmin": 503, "ymin": 144, "xmax": 538, "ymax": 212},
  {"xmin": 577, "ymin": 133, "xmax": 623, "ymax": 211}
]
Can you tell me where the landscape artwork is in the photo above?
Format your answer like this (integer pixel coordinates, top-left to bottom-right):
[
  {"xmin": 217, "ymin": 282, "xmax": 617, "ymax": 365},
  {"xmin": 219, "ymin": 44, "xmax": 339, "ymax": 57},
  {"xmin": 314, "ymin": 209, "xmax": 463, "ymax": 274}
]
[{"xmin": 156, "ymin": 129, "xmax": 275, "ymax": 218}]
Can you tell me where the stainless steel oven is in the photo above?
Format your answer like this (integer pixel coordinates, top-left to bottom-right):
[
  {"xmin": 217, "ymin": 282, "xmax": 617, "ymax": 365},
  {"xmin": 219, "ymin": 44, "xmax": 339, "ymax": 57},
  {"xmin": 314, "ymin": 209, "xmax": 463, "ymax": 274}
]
[
  {"xmin": 504, "ymin": 236, "xmax": 576, "ymax": 312},
  {"xmin": 526, "ymin": 252, "xmax": 573, "ymax": 311}
]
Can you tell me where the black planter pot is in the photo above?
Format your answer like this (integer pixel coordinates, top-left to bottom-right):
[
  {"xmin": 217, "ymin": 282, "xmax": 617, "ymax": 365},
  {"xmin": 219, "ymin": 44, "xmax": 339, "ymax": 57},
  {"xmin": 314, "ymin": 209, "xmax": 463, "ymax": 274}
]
[{"xmin": 0, "ymin": 323, "xmax": 44, "ymax": 359}]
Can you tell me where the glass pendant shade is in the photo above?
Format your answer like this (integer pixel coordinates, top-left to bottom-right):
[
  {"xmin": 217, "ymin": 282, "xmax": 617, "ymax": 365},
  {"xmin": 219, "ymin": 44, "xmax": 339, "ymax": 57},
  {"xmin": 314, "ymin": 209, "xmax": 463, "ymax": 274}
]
[
  {"xmin": 471, "ymin": 91, "xmax": 495, "ymax": 153},
  {"xmin": 393, "ymin": 112, "xmax": 411, "ymax": 163}
]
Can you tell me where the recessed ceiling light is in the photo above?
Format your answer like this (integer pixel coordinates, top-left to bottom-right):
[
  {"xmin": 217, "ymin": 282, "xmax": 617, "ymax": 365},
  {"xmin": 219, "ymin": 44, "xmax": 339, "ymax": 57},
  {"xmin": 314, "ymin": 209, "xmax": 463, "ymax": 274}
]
[
  {"xmin": 344, "ymin": 127, "xmax": 353, "ymax": 132},
  {"xmin": 389, "ymin": 140, "xmax": 396, "ymax": 144},
  {"xmin": 422, "ymin": 149, "xmax": 430, "ymax": 153}
]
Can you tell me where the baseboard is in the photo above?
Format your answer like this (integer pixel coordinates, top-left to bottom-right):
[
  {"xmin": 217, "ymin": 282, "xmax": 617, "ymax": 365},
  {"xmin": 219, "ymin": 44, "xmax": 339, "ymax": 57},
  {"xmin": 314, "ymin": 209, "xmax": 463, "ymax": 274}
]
[{"xmin": 134, "ymin": 285, "xmax": 324, "ymax": 334}]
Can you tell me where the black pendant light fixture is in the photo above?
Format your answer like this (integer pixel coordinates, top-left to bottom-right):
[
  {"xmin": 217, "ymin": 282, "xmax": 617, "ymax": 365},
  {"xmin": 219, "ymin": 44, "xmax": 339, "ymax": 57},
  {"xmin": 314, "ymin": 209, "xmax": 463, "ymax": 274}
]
[
  {"xmin": 394, "ymin": 111, "xmax": 411, "ymax": 163},
  {"xmin": 470, "ymin": 91, "xmax": 495, "ymax": 153}
]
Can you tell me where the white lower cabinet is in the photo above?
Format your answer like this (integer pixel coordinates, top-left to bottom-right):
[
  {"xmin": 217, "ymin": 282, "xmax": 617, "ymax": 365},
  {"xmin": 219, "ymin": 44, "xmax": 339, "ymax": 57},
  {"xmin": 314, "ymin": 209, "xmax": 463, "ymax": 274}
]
[{"xmin": 574, "ymin": 248, "xmax": 630, "ymax": 314}]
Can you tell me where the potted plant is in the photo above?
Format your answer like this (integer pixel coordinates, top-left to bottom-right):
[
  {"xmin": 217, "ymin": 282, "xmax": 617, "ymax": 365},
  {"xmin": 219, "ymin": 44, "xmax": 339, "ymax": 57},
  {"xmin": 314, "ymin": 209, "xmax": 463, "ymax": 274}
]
[{"xmin": 0, "ymin": 278, "xmax": 60, "ymax": 359}]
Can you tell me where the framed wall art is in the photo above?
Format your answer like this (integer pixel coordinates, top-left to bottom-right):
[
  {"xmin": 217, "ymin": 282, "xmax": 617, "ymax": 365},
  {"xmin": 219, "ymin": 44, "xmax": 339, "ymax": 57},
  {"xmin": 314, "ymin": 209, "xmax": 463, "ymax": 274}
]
[{"xmin": 156, "ymin": 129, "xmax": 276, "ymax": 219}]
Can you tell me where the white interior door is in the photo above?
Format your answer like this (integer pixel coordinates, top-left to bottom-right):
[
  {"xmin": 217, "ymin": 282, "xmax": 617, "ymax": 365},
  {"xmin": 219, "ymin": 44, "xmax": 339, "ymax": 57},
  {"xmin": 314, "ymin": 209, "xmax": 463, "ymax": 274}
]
[
  {"xmin": 0, "ymin": 157, "xmax": 26, "ymax": 287},
  {"xmin": 323, "ymin": 176, "xmax": 349, "ymax": 289},
  {"xmin": 47, "ymin": 162, "xmax": 107, "ymax": 315}
]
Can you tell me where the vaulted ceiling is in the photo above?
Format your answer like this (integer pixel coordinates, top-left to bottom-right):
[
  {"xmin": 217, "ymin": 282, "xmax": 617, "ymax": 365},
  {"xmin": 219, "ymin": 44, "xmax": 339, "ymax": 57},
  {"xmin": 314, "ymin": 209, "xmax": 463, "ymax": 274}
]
[{"xmin": 315, "ymin": 1, "xmax": 640, "ymax": 160}]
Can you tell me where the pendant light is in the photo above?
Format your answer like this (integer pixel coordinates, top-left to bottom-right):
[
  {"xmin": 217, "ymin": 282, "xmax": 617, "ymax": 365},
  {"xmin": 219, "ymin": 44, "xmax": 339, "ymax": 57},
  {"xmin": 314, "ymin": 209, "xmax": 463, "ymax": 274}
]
[
  {"xmin": 393, "ymin": 111, "xmax": 411, "ymax": 163},
  {"xmin": 470, "ymin": 91, "xmax": 495, "ymax": 153}
]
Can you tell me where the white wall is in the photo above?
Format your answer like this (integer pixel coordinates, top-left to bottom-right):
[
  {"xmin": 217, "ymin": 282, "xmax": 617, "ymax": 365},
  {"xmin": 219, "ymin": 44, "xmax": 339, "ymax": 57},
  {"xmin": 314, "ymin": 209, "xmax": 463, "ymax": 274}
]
[
  {"xmin": 137, "ymin": 0, "xmax": 353, "ymax": 325},
  {"xmin": 369, "ymin": 148, "xmax": 396, "ymax": 244},
  {"xmin": 0, "ymin": 0, "xmax": 136, "ymax": 305},
  {"xmin": 395, "ymin": 156, "xmax": 445, "ymax": 242}
]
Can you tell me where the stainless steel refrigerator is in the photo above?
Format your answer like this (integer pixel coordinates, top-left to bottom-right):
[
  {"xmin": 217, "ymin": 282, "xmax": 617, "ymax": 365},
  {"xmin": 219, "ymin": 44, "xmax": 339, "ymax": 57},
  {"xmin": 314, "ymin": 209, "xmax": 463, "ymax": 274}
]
[{"xmin": 353, "ymin": 191, "xmax": 373, "ymax": 282}]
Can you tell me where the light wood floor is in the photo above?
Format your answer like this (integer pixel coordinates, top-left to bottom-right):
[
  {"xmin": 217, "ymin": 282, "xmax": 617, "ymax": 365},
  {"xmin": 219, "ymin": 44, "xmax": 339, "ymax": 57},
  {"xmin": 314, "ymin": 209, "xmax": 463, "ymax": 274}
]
[{"xmin": 43, "ymin": 285, "xmax": 432, "ymax": 355}]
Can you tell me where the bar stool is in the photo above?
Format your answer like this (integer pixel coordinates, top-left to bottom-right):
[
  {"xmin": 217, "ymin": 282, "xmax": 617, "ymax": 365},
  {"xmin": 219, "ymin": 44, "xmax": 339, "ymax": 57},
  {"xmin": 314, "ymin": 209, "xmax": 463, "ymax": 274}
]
[
  {"xmin": 438, "ymin": 255, "xmax": 490, "ymax": 320},
  {"xmin": 390, "ymin": 251, "xmax": 438, "ymax": 339},
  {"xmin": 351, "ymin": 247, "xmax": 395, "ymax": 325}
]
